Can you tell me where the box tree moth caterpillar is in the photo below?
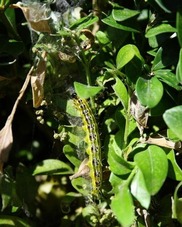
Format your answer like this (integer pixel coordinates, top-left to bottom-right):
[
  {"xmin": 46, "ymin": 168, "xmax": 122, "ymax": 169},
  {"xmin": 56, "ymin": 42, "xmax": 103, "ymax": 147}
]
[{"xmin": 70, "ymin": 93, "xmax": 102, "ymax": 199}]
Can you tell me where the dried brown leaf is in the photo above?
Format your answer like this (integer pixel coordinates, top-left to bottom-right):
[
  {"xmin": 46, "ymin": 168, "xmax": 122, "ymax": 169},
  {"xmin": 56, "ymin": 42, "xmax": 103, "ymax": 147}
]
[
  {"xmin": 31, "ymin": 57, "xmax": 46, "ymax": 108},
  {"xmin": 0, "ymin": 118, "xmax": 13, "ymax": 172},
  {"xmin": 12, "ymin": 2, "xmax": 51, "ymax": 33}
]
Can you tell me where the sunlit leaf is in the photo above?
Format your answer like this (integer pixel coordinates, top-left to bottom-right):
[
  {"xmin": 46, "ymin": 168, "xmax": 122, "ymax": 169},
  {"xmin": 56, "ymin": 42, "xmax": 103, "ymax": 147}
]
[
  {"xmin": 116, "ymin": 44, "xmax": 144, "ymax": 69},
  {"xmin": 112, "ymin": 77, "xmax": 128, "ymax": 110},
  {"xmin": 74, "ymin": 82, "xmax": 102, "ymax": 99},
  {"xmin": 167, "ymin": 150, "xmax": 182, "ymax": 181},
  {"xmin": 163, "ymin": 106, "xmax": 182, "ymax": 140},
  {"xmin": 134, "ymin": 145, "xmax": 168, "ymax": 195},
  {"xmin": 136, "ymin": 77, "xmax": 163, "ymax": 108},
  {"xmin": 111, "ymin": 184, "xmax": 135, "ymax": 226},
  {"xmin": 32, "ymin": 159, "xmax": 73, "ymax": 175},
  {"xmin": 112, "ymin": 7, "xmax": 139, "ymax": 21},
  {"xmin": 145, "ymin": 24, "xmax": 176, "ymax": 38},
  {"xmin": 131, "ymin": 168, "xmax": 151, "ymax": 209}
]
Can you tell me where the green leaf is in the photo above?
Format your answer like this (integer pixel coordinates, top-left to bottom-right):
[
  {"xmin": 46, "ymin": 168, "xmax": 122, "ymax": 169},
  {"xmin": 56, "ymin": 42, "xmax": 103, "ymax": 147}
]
[
  {"xmin": 176, "ymin": 48, "xmax": 182, "ymax": 84},
  {"xmin": 74, "ymin": 82, "xmax": 102, "ymax": 99},
  {"xmin": 0, "ymin": 215, "xmax": 33, "ymax": 227},
  {"xmin": 63, "ymin": 144, "xmax": 81, "ymax": 167},
  {"xmin": 70, "ymin": 15, "xmax": 98, "ymax": 30},
  {"xmin": 102, "ymin": 15, "xmax": 139, "ymax": 33},
  {"xmin": 152, "ymin": 47, "xmax": 167, "ymax": 70},
  {"xmin": 116, "ymin": 44, "xmax": 144, "ymax": 69},
  {"xmin": 32, "ymin": 159, "xmax": 73, "ymax": 175},
  {"xmin": 134, "ymin": 145, "xmax": 168, "ymax": 195},
  {"xmin": 154, "ymin": 69, "xmax": 182, "ymax": 90},
  {"xmin": 136, "ymin": 77, "xmax": 163, "ymax": 108},
  {"xmin": 177, "ymin": 9, "xmax": 182, "ymax": 48},
  {"xmin": 112, "ymin": 8, "xmax": 139, "ymax": 22},
  {"xmin": 111, "ymin": 184, "xmax": 135, "ymax": 227},
  {"xmin": 71, "ymin": 177, "xmax": 90, "ymax": 197},
  {"xmin": 109, "ymin": 172, "xmax": 124, "ymax": 190},
  {"xmin": 108, "ymin": 138, "xmax": 134, "ymax": 175},
  {"xmin": 163, "ymin": 106, "xmax": 182, "ymax": 140},
  {"xmin": 112, "ymin": 77, "xmax": 128, "ymax": 110},
  {"xmin": 95, "ymin": 31, "xmax": 110, "ymax": 44},
  {"xmin": 145, "ymin": 24, "xmax": 176, "ymax": 38},
  {"xmin": 131, "ymin": 168, "xmax": 151, "ymax": 209},
  {"xmin": 167, "ymin": 150, "xmax": 182, "ymax": 181}
]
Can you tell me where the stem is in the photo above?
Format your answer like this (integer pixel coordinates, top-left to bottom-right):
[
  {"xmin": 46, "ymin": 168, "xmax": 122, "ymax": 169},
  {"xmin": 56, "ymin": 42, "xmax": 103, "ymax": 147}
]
[
  {"xmin": 123, "ymin": 97, "xmax": 131, "ymax": 150},
  {"xmin": 125, "ymin": 166, "xmax": 138, "ymax": 187}
]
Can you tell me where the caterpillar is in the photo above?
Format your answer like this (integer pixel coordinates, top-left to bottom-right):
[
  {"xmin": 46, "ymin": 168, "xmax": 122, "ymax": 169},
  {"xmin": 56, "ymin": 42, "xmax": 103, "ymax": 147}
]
[{"xmin": 70, "ymin": 93, "xmax": 102, "ymax": 199}]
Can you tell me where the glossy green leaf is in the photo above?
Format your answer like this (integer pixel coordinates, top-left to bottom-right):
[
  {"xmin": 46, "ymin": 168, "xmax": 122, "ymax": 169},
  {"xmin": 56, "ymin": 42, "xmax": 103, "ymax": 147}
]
[
  {"xmin": 167, "ymin": 150, "xmax": 182, "ymax": 181},
  {"xmin": 131, "ymin": 168, "xmax": 151, "ymax": 209},
  {"xmin": 152, "ymin": 47, "xmax": 166, "ymax": 70},
  {"xmin": 145, "ymin": 24, "xmax": 176, "ymax": 38},
  {"xmin": 177, "ymin": 9, "xmax": 182, "ymax": 48},
  {"xmin": 112, "ymin": 77, "xmax": 128, "ymax": 110},
  {"xmin": 112, "ymin": 8, "xmax": 139, "ymax": 21},
  {"xmin": 70, "ymin": 15, "xmax": 98, "ymax": 30},
  {"xmin": 134, "ymin": 145, "xmax": 168, "ymax": 195},
  {"xmin": 96, "ymin": 31, "xmax": 110, "ymax": 44},
  {"xmin": 71, "ymin": 177, "xmax": 90, "ymax": 197},
  {"xmin": 108, "ymin": 137, "xmax": 134, "ymax": 175},
  {"xmin": 111, "ymin": 184, "xmax": 135, "ymax": 227},
  {"xmin": 63, "ymin": 144, "xmax": 81, "ymax": 167},
  {"xmin": 74, "ymin": 82, "xmax": 102, "ymax": 99},
  {"xmin": 176, "ymin": 48, "xmax": 182, "ymax": 84},
  {"xmin": 109, "ymin": 172, "xmax": 124, "ymax": 190},
  {"xmin": 116, "ymin": 44, "xmax": 144, "ymax": 69},
  {"xmin": 154, "ymin": 69, "xmax": 182, "ymax": 90},
  {"xmin": 0, "ymin": 215, "xmax": 33, "ymax": 227},
  {"xmin": 163, "ymin": 106, "xmax": 182, "ymax": 140},
  {"xmin": 32, "ymin": 159, "xmax": 73, "ymax": 175},
  {"xmin": 102, "ymin": 15, "xmax": 139, "ymax": 33},
  {"xmin": 136, "ymin": 77, "xmax": 163, "ymax": 108}
]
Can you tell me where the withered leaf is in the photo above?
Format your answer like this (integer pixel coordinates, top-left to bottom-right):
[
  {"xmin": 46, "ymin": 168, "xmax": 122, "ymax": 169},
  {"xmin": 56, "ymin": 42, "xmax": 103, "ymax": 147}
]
[
  {"xmin": 0, "ymin": 118, "xmax": 13, "ymax": 172},
  {"xmin": 31, "ymin": 56, "xmax": 46, "ymax": 108}
]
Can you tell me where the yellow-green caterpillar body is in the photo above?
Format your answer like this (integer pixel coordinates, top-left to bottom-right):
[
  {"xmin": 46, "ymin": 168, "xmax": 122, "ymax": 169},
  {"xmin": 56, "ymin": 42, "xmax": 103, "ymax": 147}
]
[{"xmin": 71, "ymin": 93, "xmax": 102, "ymax": 199}]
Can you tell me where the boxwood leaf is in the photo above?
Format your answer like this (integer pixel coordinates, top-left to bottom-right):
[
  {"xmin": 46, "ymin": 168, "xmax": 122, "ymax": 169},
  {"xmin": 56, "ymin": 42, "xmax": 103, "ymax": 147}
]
[
  {"xmin": 145, "ymin": 24, "xmax": 176, "ymax": 38},
  {"xmin": 74, "ymin": 82, "xmax": 102, "ymax": 99},
  {"xmin": 102, "ymin": 15, "xmax": 139, "ymax": 33},
  {"xmin": 131, "ymin": 168, "xmax": 151, "ymax": 209},
  {"xmin": 134, "ymin": 145, "xmax": 168, "ymax": 195},
  {"xmin": 112, "ymin": 8, "xmax": 139, "ymax": 21},
  {"xmin": 111, "ymin": 184, "xmax": 135, "ymax": 227},
  {"xmin": 112, "ymin": 77, "xmax": 128, "ymax": 110},
  {"xmin": 167, "ymin": 150, "xmax": 182, "ymax": 181},
  {"xmin": 136, "ymin": 77, "xmax": 163, "ymax": 108},
  {"xmin": 108, "ymin": 143, "xmax": 134, "ymax": 175},
  {"xmin": 32, "ymin": 159, "xmax": 73, "ymax": 175},
  {"xmin": 116, "ymin": 44, "xmax": 144, "ymax": 69},
  {"xmin": 163, "ymin": 106, "xmax": 182, "ymax": 140}
]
